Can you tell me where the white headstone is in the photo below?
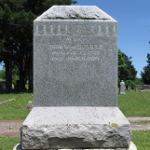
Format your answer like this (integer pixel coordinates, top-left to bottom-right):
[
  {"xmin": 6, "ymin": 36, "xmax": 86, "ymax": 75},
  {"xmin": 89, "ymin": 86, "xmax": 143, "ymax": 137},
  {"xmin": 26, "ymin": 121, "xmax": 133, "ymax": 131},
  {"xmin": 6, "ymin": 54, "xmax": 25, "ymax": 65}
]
[{"xmin": 120, "ymin": 80, "xmax": 126, "ymax": 94}]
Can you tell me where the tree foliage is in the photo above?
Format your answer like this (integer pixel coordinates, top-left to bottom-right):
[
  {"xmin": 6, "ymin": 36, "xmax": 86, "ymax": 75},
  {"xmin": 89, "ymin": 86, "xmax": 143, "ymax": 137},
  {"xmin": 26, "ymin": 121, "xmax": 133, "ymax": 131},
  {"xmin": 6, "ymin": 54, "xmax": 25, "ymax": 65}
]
[
  {"xmin": 125, "ymin": 80, "xmax": 136, "ymax": 90},
  {"xmin": 0, "ymin": 0, "xmax": 77, "ymax": 91},
  {"xmin": 118, "ymin": 49, "xmax": 137, "ymax": 81},
  {"xmin": 141, "ymin": 54, "xmax": 150, "ymax": 84},
  {"xmin": 0, "ymin": 68, "xmax": 5, "ymax": 80},
  {"xmin": 118, "ymin": 49, "xmax": 137, "ymax": 80},
  {"xmin": 134, "ymin": 77, "xmax": 144, "ymax": 85}
]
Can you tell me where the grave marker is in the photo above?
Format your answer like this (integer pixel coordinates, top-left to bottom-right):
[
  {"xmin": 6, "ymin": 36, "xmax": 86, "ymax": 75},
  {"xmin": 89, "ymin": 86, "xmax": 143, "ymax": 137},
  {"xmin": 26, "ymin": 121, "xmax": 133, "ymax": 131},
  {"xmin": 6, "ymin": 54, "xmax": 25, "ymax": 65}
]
[{"xmin": 17, "ymin": 6, "xmax": 137, "ymax": 150}]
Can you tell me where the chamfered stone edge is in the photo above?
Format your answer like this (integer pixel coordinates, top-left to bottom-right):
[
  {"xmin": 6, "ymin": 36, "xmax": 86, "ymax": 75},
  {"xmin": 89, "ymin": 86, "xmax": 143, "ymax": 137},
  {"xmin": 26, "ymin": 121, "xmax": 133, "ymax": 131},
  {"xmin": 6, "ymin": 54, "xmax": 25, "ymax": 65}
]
[
  {"xmin": 21, "ymin": 107, "xmax": 131, "ymax": 149},
  {"xmin": 35, "ymin": 6, "xmax": 117, "ymax": 21}
]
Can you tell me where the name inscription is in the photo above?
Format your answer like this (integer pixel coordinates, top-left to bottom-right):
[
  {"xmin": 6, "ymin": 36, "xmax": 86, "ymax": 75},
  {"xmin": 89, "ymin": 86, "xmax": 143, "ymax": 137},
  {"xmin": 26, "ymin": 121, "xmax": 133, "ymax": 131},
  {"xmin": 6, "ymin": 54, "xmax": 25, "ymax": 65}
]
[
  {"xmin": 35, "ymin": 24, "xmax": 116, "ymax": 62},
  {"xmin": 51, "ymin": 50, "xmax": 100, "ymax": 61},
  {"xmin": 35, "ymin": 24, "xmax": 117, "ymax": 36},
  {"xmin": 39, "ymin": 43, "xmax": 103, "ymax": 61}
]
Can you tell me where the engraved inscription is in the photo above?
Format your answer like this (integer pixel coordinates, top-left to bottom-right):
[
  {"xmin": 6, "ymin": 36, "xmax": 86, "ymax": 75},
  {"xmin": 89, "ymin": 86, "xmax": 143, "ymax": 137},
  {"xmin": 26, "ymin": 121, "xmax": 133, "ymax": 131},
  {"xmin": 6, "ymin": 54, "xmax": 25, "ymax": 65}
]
[
  {"xmin": 35, "ymin": 24, "xmax": 117, "ymax": 36},
  {"xmin": 50, "ymin": 44, "xmax": 101, "ymax": 61},
  {"xmin": 38, "ymin": 43, "xmax": 103, "ymax": 61}
]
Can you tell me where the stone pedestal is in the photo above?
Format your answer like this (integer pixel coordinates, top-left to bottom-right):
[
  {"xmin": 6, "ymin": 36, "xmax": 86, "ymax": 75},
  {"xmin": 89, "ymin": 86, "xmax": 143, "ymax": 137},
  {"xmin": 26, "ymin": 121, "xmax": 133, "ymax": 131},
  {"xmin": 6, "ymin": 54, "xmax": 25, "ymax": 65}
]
[
  {"xmin": 13, "ymin": 142, "xmax": 137, "ymax": 150},
  {"xmin": 21, "ymin": 107, "xmax": 131, "ymax": 149}
]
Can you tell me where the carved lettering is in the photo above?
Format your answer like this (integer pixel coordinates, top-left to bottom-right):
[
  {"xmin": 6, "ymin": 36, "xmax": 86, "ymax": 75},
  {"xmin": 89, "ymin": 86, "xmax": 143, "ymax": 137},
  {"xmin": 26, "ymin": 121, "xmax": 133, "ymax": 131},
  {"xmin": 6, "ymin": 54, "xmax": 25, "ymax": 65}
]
[
  {"xmin": 106, "ymin": 26, "xmax": 109, "ymax": 35},
  {"xmin": 43, "ymin": 25, "xmax": 47, "ymax": 35},
  {"xmin": 35, "ymin": 24, "xmax": 116, "ymax": 36}
]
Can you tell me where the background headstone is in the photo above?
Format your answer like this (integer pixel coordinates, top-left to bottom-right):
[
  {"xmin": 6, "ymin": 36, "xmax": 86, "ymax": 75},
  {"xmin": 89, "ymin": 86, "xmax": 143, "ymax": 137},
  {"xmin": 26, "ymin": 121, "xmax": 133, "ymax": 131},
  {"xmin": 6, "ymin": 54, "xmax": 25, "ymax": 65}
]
[
  {"xmin": 140, "ymin": 84, "xmax": 150, "ymax": 92},
  {"xmin": 120, "ymin": 80, "xmax": 126, "ymax": 94},
  {"xmin": 0, "ymin": 80, "xmax": 6, "ymax": 93}
]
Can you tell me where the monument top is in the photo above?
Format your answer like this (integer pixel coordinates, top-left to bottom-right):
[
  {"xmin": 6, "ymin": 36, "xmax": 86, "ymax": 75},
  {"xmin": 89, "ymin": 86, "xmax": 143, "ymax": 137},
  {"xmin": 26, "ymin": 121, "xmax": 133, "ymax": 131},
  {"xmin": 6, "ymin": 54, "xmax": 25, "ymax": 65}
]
[{"xmin": 36, "ymin": 5, "xmax": 116, "ymax": 21}]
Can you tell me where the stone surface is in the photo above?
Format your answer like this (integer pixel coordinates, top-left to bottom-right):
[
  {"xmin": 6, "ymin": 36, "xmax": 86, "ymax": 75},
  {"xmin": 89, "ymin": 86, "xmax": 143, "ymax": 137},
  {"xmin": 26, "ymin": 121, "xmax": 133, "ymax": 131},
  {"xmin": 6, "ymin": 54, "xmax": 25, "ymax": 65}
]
[
  {"xmin": 0, "ymin": 81, "xmax": 6, "ymax": 92},
  {"xmin": 13, "ymin": 142, "xmax": 137, "ymax": 150},
  {"xmin": 34, "ymin": 6, "xmax": 118, "ymax": 107},
  {"xmin": 37, "ymin": 6, "xmax": 115, "ymax": 20},
  {"xmin": 140, "ymin": 85, "xmax": 150, "ymax": 92},
  {"xmin": 19, "ymin": 6, "xmax": 133, "ymax": 150},
  {"xmin": 120, "ymin": 80, "xmax": 126, "ymax": 94},
  {"xmin": 26, "ymin": 101, "xmax": 33, "ymax": 110},
  {"xmin": 21, "ymin": 107, "xmax": 131, "ymax": 149}
]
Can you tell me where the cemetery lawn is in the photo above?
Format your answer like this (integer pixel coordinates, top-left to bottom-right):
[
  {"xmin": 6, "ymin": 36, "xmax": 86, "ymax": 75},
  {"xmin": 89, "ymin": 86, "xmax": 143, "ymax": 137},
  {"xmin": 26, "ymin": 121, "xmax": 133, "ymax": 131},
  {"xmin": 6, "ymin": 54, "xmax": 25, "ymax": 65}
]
[
  {"xmin": 0, "ymin": 136, "xmax": 20, "ymax": 150},
  {"xmin": 0, "ymin": 93, "xmax": 33, "ymax": 119},
  {"xmin": 132, "ymin": 131, "xmax": 150, "ymax": 150},
  {"xmin": 0, "ymin": 90, "xmax": 150, "ymax": 119},
  {"xmin": 0, "ymin": 131, "xmax": 149, "ymax": 150},
  {"xmin": 118, "ymin": 90, "xmax": 150, "ymax": 117}
]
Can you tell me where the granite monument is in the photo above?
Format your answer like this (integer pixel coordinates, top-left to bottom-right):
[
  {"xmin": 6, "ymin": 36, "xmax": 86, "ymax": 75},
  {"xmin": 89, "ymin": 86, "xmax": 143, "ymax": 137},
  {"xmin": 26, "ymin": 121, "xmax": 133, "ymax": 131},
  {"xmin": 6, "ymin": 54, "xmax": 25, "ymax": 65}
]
[{"xmin": 14, "ymin": 6, "xmax": 137, "ymax": 150}]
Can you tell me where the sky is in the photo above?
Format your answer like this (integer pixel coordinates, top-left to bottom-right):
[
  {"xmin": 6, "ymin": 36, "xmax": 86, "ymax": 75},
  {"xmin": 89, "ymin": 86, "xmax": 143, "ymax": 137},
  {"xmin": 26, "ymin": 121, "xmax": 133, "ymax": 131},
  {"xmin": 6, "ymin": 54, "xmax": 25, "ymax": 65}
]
[
  {"xmin": 0, "ymin": 0, "xmax": 150, "ymax": 78},
  {"xmin": 72, "ymin": 0, "xmax": 150, "ymax": 78}
]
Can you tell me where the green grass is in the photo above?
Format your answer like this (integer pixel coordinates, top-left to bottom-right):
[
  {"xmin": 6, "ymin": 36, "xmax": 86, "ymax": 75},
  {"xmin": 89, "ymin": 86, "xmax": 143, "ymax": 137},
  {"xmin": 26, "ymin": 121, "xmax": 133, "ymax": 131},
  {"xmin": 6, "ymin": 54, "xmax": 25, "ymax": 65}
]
[
  {"xmin": 0, "ymin": 136, "xmax": 20, "ymax": 150},
  {"xmin": 118, "ymin": 90, "xmax": 150, "ymax": 117},
  {"xmin": 132, "ymin": 131, "xmax": 150, "ymax": 150},
  {"xmin": 0, "ymin": 93, "xmax": 33, "ymax": 119},
  {"xmin": 0, "ymin": 90, "xmax": 150, "ymax": 119},
  {"xmin": 0, "ymin": 131, "xmax": 149, "ymax": 150}
]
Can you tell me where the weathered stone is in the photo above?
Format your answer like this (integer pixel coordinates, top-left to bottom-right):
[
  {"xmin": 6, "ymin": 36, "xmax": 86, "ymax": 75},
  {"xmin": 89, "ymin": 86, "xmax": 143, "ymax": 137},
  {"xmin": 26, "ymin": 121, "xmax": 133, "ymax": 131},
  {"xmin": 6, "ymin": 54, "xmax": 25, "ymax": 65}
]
[
  {"xmin": 19, "ymin": 6, "xmax": 133, "ymax": 150},
  {"xmin": 14, "ymin": 142, "xmax": 137, "ymax": 150},
  {"xmin": 34, "ymin": 6, "xmax": 117, "ymax": 107},
  {"xmin": 39, "ymin": 6, "xmax": 113, "ymax": 20},
  {"xmin": 21, "ymin": 107, "xmax": 131, "ymax": 149},
  {"xmin": 26, "ymin": 101, "xmax": 33, "ymax": 110}
]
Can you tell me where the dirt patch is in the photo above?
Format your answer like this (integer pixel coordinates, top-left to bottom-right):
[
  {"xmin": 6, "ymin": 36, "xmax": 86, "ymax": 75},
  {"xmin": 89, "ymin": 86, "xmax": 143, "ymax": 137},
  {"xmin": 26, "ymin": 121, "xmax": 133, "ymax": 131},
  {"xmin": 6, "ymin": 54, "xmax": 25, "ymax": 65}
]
[
  {"xmin": 0, "ymin": 119, "xmax": 23, "ymax": 137},
  {"xmin": 1, "ymin": 117, "xmax": 150, "ymax": 137}
]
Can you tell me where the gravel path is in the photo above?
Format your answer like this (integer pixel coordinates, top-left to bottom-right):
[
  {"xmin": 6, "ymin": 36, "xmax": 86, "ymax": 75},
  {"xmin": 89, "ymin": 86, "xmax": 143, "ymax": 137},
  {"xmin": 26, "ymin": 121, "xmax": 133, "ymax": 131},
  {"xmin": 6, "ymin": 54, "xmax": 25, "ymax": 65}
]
[
  {"xmin": 0, "ymin": 99, "xmax": 14, "ymax": 105},
  {"xmin": 0, "ymin": 120, "xmax": 23, "ymax": 137},
  {"xmin": 128, "ymin": 117, "xmax": 150, "ymax": 131},
  {"xmin": 128, "ymin": 117, "xmax": 150, "ymax": 122},
  {"xmin": 0, "ymin": 117, "xmax": 150, "ymax": 137}
]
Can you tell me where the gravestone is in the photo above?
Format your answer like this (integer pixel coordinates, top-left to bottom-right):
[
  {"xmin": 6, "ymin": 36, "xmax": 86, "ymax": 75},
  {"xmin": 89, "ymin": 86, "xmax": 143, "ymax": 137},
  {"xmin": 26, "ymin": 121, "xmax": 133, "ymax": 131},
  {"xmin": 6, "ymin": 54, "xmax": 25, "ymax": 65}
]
[
  {"xmin": 0, "ymin": 80, "xmax": 6, "ymax": 93},
  {"xmin": 120, "ymin": 80, "xmax": 126, "ymax": 94},
  {"xmin": 12, "ymin": 84, "xmax": 15, "ymax": 90},
  {"xmin": 140, "ymin": 85, "xmax": 150, "ymax": 92},
  {"xmin": 17, "ymin": 6, "xmax": 137, "ymax": 150},
  {"xmin": 144, "ymin": 85, "xmax": 150, "ymax": 89}
]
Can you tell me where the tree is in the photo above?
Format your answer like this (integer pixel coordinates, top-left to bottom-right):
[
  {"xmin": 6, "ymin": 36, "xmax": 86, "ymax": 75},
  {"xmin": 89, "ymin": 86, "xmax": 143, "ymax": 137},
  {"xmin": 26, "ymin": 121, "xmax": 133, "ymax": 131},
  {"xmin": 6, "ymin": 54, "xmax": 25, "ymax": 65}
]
[
  {"xmin": 0, "ymin": 0, "xmax": 77, "ymax": 91},
  {"xmin": 118, "ymin": 49, "xmax": 137, "ymax": 81},
  {"xmin": 0, "ymin": 0, "xmax": 21, "ymax": 91},
  {"xmin": 141, "ymin": 54, "xmax": 150, "ymax": 84},
  {"xmin": 125, "ymin": 80, "xmax": 136, "ymax": 90},
  {"xmin": 134, "ymin": 77, "xmax": 143, "ymax": 85},
  {"xmin": 0, "ymin": 68, "xmax": 5, "ymax": 80}
]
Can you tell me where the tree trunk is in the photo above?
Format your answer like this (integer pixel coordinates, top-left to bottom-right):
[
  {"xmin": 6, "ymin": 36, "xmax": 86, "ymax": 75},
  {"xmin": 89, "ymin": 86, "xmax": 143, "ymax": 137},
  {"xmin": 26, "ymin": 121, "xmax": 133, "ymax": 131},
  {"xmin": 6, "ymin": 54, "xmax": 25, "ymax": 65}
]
[
  {"xmin": 18, "ymin": 61, "xmax": 26, "ymax": 91},
  {"xmin": 28, "ymin": 50, "xmax": 33, "ymax": 91},
  {"xmin": 5, "ymin": 61, "xmax": 12, "ymax": 92},
  {"xmin": 20, "ymin": 71, "xmax": 26, "ymax": 91}
]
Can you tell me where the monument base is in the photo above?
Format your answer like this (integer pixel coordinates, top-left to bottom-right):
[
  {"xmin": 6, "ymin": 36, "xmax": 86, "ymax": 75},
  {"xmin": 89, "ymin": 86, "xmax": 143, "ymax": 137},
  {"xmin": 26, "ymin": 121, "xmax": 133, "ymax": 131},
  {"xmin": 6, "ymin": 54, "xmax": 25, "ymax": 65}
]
[
  {"xmin": 13, "ymin": 142, "xmax": 137, "ymax": 150},
  {"xmin": 120, "ymin": 92, "xmax": 126, "ymax": 94},
  {"xmin": 20, "ymin": 107, "xmax": 131, "ymax": 149}
]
